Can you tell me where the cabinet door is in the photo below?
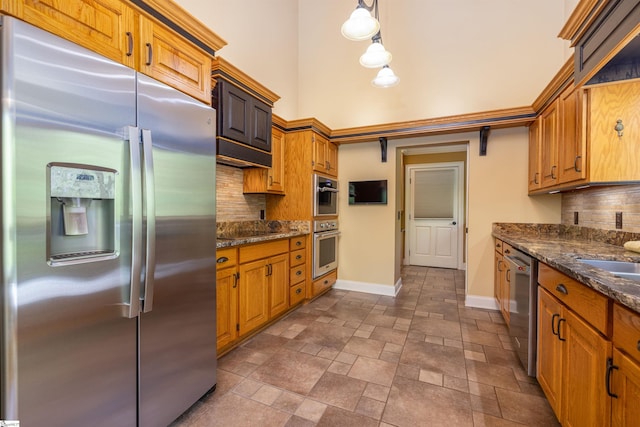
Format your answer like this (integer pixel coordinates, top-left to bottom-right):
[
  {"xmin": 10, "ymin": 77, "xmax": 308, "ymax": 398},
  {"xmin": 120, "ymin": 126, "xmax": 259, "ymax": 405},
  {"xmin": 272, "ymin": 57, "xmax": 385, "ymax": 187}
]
[
  {"xmin": 216, "ymin": 267, "xmax": 238, "ymax": 350},
  {"xmin": 558, "ymin": 85, "xmax": 586, "ymax": 184},
  {"xmin": 312, "ymin": 133, "xmax": 328, "ymax": 174},
  {"xmin": 250, "ymin": 97, "xmax": 272, "ymax": 152},
  {"xmin": 561, "ymin": 308, "xmax": 611, "ymax": 427},
  {"xmin": 267, "ymin": 127, "xmax": 285, "ymax": 192},
  {"xmin": 268, "ymin": 254, "xmax": 289, "ymax": 318},
  {"xmin": 13, "ymin": 0, "xmax": 136, "ymax": 68},
  {"xmin": 500, "ymin": 255, "xmax": 510, "ymax": 326},
  {"xmin": 611, "ymin": 347, "xmax": 640, "ymax": 427},
  {"xmin": 588, "ymin": 80, "xmax": 640, "ymax": 182},
  {"xmin": 494, "ymin": 251, "xmax": 503, "ymax": 304},
  {"xmin": 528, "ymin": 118, "xmax": 542, "ymax": 192},
  {"xmin": 238, "ymin": 259, "xmax": 269, "ymax": 335},
  {"xmin": 138, "ymin": 16, "xmax": 211, "ymax": 104},
  {"xmin": 538, "ymin": 287, "xmax": 564, "ymax": 417},
  {"xmin": 540, "ymin": 99, "xmax": 560, "ymax": 187},
  {"xmin": 326, "ymin": 142, "xmax": 338, "ymax": 177}
]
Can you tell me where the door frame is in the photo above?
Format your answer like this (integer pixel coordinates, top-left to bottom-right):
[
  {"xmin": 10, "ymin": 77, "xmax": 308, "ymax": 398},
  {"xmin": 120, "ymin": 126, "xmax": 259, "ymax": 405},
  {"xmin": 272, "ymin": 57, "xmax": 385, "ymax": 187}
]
[{"xmin": 404, "ymin": 160, "xmax": 466, "ymax": 270}]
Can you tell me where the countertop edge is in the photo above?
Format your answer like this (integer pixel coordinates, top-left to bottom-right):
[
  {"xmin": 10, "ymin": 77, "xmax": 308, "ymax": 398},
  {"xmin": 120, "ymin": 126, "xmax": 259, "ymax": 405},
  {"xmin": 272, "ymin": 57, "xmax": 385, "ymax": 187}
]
[{"xmin": 216, "ymin": 230, "xmax": 310, "ymax": 248}]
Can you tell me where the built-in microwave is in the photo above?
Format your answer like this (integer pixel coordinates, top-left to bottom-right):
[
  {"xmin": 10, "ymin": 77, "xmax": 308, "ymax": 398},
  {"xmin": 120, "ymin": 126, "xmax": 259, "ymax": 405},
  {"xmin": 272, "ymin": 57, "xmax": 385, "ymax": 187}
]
[{"xmin": 314, "ymin": 174, "xmax": 338, "ymax": 217}]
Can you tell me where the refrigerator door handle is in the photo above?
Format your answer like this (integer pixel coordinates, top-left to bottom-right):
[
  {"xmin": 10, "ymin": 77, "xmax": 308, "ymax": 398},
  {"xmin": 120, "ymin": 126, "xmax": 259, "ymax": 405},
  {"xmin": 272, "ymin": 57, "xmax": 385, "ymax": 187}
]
[
  {"xmin": 127, "ymin": 125, "xmax": 143, "ymax": 318},
  {"xmin": 141, "ymin": 129, "xmax": 156, "ymax": 313}
]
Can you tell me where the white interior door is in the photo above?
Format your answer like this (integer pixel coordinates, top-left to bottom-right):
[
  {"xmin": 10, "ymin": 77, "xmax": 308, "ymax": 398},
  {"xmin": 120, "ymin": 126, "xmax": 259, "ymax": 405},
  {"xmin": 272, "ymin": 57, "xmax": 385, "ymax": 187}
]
[{"xmin": 407, "ymin": 164, "xmax": 461, "ymax": 268}]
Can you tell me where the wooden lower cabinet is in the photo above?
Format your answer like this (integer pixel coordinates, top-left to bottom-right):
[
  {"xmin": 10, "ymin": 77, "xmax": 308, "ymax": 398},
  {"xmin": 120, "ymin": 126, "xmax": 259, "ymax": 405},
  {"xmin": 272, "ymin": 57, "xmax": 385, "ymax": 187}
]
[
  {"xmin": 537, "ymin": 262, "xmax": 616, "ymax": 427},
  {"xmin": 610, "ymin": 303, "xmax": 640, "ymax": 426},
  {"xmin": 493, "ymin": 239, "xmax": 510, "ymax": 326},
  {"xmin": 216, "ymin": 266, "xmax": 238, "ymax": 350},
  {"xmin": 238, "ymin": 258, "xmax": 271, "ymax": 335},
  {"xmin": 312, "ymin": 270, "xmax": 337, "ymax": 297},
  {"xmin": 218, "ymin": 237, "xmax": 307, "ymax": 354}
]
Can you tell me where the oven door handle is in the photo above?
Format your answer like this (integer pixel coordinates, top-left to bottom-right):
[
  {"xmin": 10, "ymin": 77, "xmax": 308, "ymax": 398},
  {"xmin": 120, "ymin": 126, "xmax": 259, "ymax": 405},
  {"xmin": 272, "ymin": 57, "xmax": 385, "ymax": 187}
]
[
  {"xmin": 316, "ymin": 230, "xmax": 341, "ymax": 237},
  {"xmin": 317, "ymin": 187, "xmax": 339, "ymax": 193}
]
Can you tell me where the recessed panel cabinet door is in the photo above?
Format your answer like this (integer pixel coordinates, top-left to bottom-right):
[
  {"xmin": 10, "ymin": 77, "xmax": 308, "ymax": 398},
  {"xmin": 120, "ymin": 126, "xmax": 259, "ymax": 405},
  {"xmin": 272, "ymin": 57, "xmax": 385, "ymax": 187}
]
[
  {"xmin": 238, "ymin": 259, "xmax": 269, "ymax": 335},
  {"xmin": 611, "ymin": 347, "xmax": 640, "ymax": 427},
  {"xmin": 216, "ymin": 268, "xmax": 238, "ymax": 350},
  {"xmin": 268, "ymin": 254, "xmax": 289, "ymax": 318},
  {"xmin": 537, "ymin": 288, "xmax": 563, "ymax": 418}
]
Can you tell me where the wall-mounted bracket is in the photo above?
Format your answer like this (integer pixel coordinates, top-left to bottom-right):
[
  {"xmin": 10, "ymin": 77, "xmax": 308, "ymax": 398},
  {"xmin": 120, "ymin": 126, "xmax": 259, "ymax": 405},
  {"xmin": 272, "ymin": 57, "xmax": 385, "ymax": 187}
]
[
  {"xmin": 379, "ymin": 137, "xmax": 387, "ymax": 162},
  {"xmin": 479, "ymin": 126, "xmax": 491, "ymax": 156}
]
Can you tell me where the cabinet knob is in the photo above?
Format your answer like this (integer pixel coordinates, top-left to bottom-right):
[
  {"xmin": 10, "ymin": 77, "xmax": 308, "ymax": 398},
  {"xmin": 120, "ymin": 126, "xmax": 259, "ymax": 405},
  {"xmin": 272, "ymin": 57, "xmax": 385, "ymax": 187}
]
[
  {"xmin": 296, "ymin": 254, "xmax": 302, "ymax": 260},
  {"xmin": 615, "ymin": 119, "xmax": 624, "ymax": 138},
  {"xmin": 296, "ymin": 241, "xmax": 302, "ymax": 246},
  {"xmin": 296, "ymin": 270, "xmax": 302, "ymax": 276},
  {"xmin": 556, "ymin": 284, "xmax": 568, "ymax": 295},
  {"xmin": 296, "ymin": 288, "xmax": 302, "ymax": 295},
  {"xmin": 217, "ymin": 256, "xmax": 229, "ymax": 264}
]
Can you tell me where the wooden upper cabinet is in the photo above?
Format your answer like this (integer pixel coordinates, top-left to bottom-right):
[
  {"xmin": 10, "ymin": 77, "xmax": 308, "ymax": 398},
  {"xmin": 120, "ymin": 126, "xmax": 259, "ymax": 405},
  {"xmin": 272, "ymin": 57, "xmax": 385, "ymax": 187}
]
[
  {"xmin": 243, "ymin": 126, "xmax": 285, "ymax": 194},
  {"xmin": 3, "ymin": 0, "xmax": 222, "ymax": 105},
  {"xmin": 558, "ymin": 84, "xmax": 586, "ymax": 184},
  {"xmin": 588, "ymin": 80, "xmax": 640, "ymax": 182},
  {"xmin": 312, "ymin": 133, "xmax": 338, "ymax": 177},
  {"xmin": 138, "ymin": 15, "xmax": 211, "ymax": 104},
  {"xmin": 540, "ymin": 99, "xmax": 559, "ymax": 188},
  {"xmin": 8, "ymin": 0, "xmax": 136, "ymax": 68},
  {"xmin": 528, "ymin": 118, "xmax": 542, "ymax": 192}
]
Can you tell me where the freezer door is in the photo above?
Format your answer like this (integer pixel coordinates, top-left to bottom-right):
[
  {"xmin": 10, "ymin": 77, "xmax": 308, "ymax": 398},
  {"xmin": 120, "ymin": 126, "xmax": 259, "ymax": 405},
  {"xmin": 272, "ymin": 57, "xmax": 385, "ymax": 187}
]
[
  {"xmin": 1, "ymin": 19, "xmax": 138, "ymax": 426},
  {"xmin": 136, "ymin": 74, "xmax": 217, "ymax": 427}
]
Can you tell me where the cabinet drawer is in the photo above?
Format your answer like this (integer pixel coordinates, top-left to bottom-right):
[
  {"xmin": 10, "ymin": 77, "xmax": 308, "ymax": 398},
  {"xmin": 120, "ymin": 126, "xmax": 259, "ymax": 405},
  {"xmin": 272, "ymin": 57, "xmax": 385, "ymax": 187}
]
[
  {"xmin": 290, "ymin": 282, "xmax": 305, "ymax": 306},
  {"xmin": 290, "ymin": 236, "xmax": 306, "ymax": 250},
  {"xmin": 239, "ymin": 239, "xmax": 289, "ymax": 264},
  {"xmin": 216, "ymin": 248, "xmax": 237, "ymax": 270},
  {"xmin": 613, "ymin": 303, "xmax": 640, "ymax": 363},
  {"xmin": 495, "ymin": 239, "xmax": 503, "ymax": 255},
  {"xmin": 312, "ymin": 270, "xmax": 337, "ymax": 296},
  {"xmin": 539, "ymin": 263, "xmax": 610, "ymax": 335},
  {"xmin": 290, "ymin": 248, "xmax": 306, "ymax": 267},
  {"xmin": 290, "ymin": 264, "xmax": 306, "ymax": 285}
]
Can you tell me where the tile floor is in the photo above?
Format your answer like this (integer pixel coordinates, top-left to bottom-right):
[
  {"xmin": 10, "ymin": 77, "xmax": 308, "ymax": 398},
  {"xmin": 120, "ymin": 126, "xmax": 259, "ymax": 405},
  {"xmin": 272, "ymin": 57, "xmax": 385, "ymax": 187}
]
[{"xmin": 172, "ymin": 266, "xmax": 560, "ymax": 426}]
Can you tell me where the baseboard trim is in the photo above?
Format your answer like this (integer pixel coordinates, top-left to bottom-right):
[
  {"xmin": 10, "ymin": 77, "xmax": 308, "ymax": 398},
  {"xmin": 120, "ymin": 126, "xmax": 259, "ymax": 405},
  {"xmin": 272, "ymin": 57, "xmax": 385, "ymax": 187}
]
[
  {"xmin": 465, "ymin": 295, "xmax": 499, "ymax": 310},
  {"xmin": 333, "ymin": 278, "xmax": 402, "ymax": 297}
]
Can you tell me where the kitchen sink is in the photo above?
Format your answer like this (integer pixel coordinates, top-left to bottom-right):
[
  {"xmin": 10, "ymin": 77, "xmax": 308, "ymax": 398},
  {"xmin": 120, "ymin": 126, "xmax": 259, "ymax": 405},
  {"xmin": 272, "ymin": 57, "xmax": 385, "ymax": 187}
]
[{"xmin": 578, "ymin": 259, "xmax": 640, "ymax": 282}]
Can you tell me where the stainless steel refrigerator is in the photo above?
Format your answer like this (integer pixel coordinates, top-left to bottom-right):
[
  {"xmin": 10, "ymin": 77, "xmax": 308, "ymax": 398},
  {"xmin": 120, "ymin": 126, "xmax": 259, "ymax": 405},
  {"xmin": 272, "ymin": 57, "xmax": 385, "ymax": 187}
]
[{"xmin": 0, "ymin": 17, "xmax": 217, "ymax": 426}]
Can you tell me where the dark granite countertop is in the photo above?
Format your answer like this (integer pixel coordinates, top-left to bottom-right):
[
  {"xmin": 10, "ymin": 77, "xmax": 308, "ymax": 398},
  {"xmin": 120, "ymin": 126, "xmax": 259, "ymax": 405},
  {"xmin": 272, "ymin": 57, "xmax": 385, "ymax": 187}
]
[
  {"xmin": 216, "ymin": 220, "xmax": 310, "ymax": 249},
  {"xmin": 493, "ymin": 223, "xmax": 640, "ymax": 313}
]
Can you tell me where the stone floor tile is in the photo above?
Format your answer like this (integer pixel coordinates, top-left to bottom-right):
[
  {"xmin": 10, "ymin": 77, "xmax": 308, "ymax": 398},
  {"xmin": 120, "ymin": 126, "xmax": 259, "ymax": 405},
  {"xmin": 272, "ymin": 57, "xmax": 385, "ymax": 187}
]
[
  {"xmin": 348, "ymin": 356, "xmax": 397, "ymax": 386},
  {"xmin": 308, "ymin": 371, "xmax": 367, "ymax": 411},
  {"xmin": 294, "ymin": 399, "xmax": 327, "ymax": 423},
  {"xmin": 362, "ymin": 383, "xmax": 390, "ymax": 402},
  {"xmin": 191, "ymin": 393, "xmax": 291, "ymax": 427},
  {"xmin": 272, "ymin": 391, "xmax": 305, "ymax": 413},
  {"xmin": 495, "ymin": 388, "xmax": 560, "ymax": 426},
  {"xmin": 419, "ymin": 369, "xmax": 444, "ymax": 386},
  {"xmin": 249, "ymin": 349, "xmax": 331, "ymax": 395},
  {"xmin": 342, "ymin": 336, "xmax": 386, "ymax": 358},
  {"xmin": 355, "ymin": 396, "xmax": 386, "ymax": 420}
]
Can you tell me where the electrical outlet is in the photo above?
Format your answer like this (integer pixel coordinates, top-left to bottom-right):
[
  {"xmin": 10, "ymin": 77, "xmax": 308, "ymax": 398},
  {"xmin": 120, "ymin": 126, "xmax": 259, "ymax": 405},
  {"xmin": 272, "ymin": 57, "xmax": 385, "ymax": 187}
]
[
  {"xmin": 574, "ymin": 212, "xmax": 579, "ymax": 225},
  {"xmin": 616, "ymin": 212, "xmax": 623, "ymax": 229}
]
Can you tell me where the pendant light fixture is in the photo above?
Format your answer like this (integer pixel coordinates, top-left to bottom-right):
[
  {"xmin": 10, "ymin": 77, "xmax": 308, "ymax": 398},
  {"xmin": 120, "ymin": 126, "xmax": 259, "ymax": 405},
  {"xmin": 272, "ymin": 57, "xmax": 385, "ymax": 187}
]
[{"xmin": 341, "ymin": 0, "xmax": 399, "ymax": 87}]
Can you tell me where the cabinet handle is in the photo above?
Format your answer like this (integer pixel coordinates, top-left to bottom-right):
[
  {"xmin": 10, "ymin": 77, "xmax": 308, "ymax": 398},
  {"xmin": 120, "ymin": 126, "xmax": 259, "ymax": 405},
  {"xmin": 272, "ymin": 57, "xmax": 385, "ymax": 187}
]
[
  {"xmin": 557, "ymin": 317, "xmax": 566, "ymax": 341},
  {"xmin": 125, "ymin": 32, "xmax": 133, "ymax": 57},
  {"xmin": 216, "ymin": 256, "xmax": 229, "ymax": 264},
  {"xmin": 506, "ymin": 268, "xmax": 511, "ymax": 283},
  {"xmin": 551, "ymin": 313, "xmax": 560, "ymax": 336},
  {"xmin": 268, "ymin": 175, "xmax": 273, "ymax": 185},
  {"xmin": 574, "ymin": 155, "xmax": 582, "ymax": 173},
  {"xmin": 637, "ymin": 340, "xmax": 640, "ymax": 352},
  {"xmin": 296, "ymin": 288, "xmax": 302, "ymax": 295},
  {"xmin": 232, "ymin": 273, "xmax": 238, "ymax": 288},
  {"xmin": 296, "ymin": 270, "xmax": 302, "ymax": 276},
  {"xmin": 534, "ymin": 172, "xmax": 539, "ymax": 185},
  {"xmin": 296, "ymin": 254, "xmax": 302, "ymax": 260},
  {"xmin": 551, "ymin": 165, "xmax": 557, "ymax": 179},
  {"xmin": 497, "ymin": 260, "xmax": 503, "ymax": 272},
  {"xmin": 296, "ymin": 241, "xmax": 302, "ymax": 246},
  {"xmin": 556, "ymin": 284, "xmax": 568, "ymax": 295},
  {"xmin": 266, "ymin": 264, "xmax": 272, "ymax": 276},
  {"xmin": 606, "ymin": 358, "xmax": 619, "ymax": 398},
  {"xmin": 145, "ymin": 42, "xmax": 153, "ymax": 66}
]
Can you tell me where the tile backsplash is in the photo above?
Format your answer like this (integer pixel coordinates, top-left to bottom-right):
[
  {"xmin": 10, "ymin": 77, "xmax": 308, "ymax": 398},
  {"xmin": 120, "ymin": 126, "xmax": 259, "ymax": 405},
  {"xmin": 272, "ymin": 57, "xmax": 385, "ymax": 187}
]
[
  {"xmin": 561, "ymin": 184, "xmax": 640, "ymax": 233},
  {"xmin": 216, "ymin": 164, "xmax": 265, "ymax": 222}
]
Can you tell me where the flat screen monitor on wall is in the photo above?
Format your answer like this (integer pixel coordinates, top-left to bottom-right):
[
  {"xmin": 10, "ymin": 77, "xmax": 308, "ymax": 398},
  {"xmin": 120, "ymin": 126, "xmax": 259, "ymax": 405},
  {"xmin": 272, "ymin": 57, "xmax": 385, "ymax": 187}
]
[{"xmin": 348, "ymin": 180, "xmax": 388, "ymax": 205}]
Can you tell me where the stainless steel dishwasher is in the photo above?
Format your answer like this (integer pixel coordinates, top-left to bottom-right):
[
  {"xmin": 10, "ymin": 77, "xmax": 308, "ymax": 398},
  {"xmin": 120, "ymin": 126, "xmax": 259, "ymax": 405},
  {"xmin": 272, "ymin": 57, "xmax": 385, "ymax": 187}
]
[{"xmin": 504, "ymin": 248, "xmax": 538, "ymax": 377}]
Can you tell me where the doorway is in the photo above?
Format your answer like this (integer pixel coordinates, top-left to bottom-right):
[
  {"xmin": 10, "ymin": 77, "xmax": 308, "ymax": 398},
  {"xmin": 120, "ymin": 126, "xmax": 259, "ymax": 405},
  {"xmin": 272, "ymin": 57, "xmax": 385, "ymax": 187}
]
[{"xmin": 405, "ymin": 159, "xmax": 465, "ymax": 269}]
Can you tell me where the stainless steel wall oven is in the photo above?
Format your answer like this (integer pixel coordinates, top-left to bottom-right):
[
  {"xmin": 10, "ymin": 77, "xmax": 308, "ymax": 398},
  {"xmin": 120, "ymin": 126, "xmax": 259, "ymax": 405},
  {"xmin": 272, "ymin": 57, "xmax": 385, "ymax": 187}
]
[
  {"xmin": 314, "ymin": 174, "xmax": 338, "ymax": 217},
  {"xmin": 313, "ymin": 220, "xmax": 339, "ymax": 278}
]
